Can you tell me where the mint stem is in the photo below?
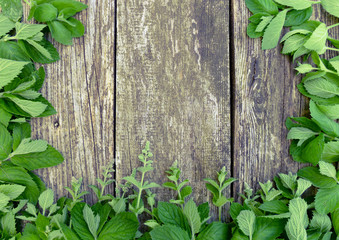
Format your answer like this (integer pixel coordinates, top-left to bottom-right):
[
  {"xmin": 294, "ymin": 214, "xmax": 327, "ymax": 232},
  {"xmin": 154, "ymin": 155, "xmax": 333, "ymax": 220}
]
[{"xmin": 328, "ymin": 23, "xmax": 339, "ymax": 29}]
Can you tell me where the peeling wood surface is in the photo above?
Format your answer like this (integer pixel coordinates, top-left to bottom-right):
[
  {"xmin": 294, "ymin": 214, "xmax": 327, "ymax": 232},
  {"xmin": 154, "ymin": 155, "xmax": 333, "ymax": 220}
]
[
  {"xmin": 116, "ymin": 0, "xmax": 230, "ymax": 220},
  {"xmin": 25, "ymin": 0, "xmax": 339, "ymax": 218}
]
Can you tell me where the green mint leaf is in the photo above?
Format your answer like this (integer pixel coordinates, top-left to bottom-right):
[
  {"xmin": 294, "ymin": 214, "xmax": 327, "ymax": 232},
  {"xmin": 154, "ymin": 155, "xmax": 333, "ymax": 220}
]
[
  {"xmin": 18, "ymin": 39, "xmax": 60, "ymax": 64},
  {"xmin": 150, "ymin": 224, "xmax": 190, "ymax": 240},
  {"xmin": 14, "ymin": 22, "xmax": 46, "ymax": 40},
  {"xmin": 237, "ymin": 210, "xmax": 256, "ymax": 238},
  {"xmin": 0, "ymin": 123, "xmax": 12, "ymax": 160},
  {"xmin": 253, "ymin": 218, "xmax": 286, "ymax": 240},
  {"xmin": 282, "ymin": 34, "xmax": 308, "ymax": 54},
  {"xmin": 321, "ymin": 0, "xmax": 339, "ymax": 18},
  {"xmin": 322, "ymin": 141, "xmax": 339, "ymax": 163},
  {"xmin": 259, "ymin": 200, "xmax": 289, "ymax": 214},
  {"xmin": 0, "ymin": 58, "xmax": 29, "ymax": 90},
  {"xmin": 0, "ymin": 15, "xmax": 15, "ymax": 37},
  {"xmin": 256, "ymin": 16, "xmax": 273, "ymax": 32},
  {"xmin": 3, "ymin": 93, "xmax": 47, "ymax": 117},
  {"xmin": 183, "ymin": 199, "xmax": 201, "ymax": 234},
  {"xmin": 0, "ymin": 211, "xmax": 16, "ymax": 236},
  {"xmin": 71, "ymin": 203, "xmax": 94, "ymax": 239},
  {"xmin": 36, "ymin": 213, "xmax": 50, "ymax": 233},
  {"xmin": 158, "ymin": 202, "xmax": 191, "ymax": 234},
  {"xmin": 0, "ymin": 108, "xmax": 12, "ymax": 127},
  {"xmin": 315, "ymin": 185, "xmax": 339, "ymax": 214},
  {"xmin": 0, "ymin": 184, "xmax": 25, "ymax": 200},
  {"xmin": 317, "ymin": 104, "xmax": 339, "ymax": 120},
  {"xmin": 196, "ymin": 222, "xmax": 229, "ymax": 240},
  {"xmin": 26, "ymin": 40, "xmax": 52, "ymax": 60},
  {"xmin": 274, "ymin": 0, "xmax": 312, "ymax": 10},
  {"xmin": 245, "ymin": 0, "xmax": 278, "ymax": 14},
  {"xmin": 287, "ymin": 127, "xmax": 317, "ymax": 140},
  {"xmin": 301, "ymin": 133, "xmax": 324, "ymax": 165},
  {"xmin": 298, "ymin": 167, "xmax": 337, "ymax": 188},
  {"xmin": 16, "ymin": 90, "xmax": 41, "ymax": 100},
  {"xmin": 230, "ymin": 203, "xmax": 244, "ymax": 220},
  {"xmin": 0, "ymin": 192, "xmax": 10, "ymax": 211},
  {"xmin": 98, "ymin": 212, "xmax": 139, "ymax": 240},
  {"xmin": 309, "ymin": 212, "xmax": 332, "ymax": 233},
  {"xmin": 284, "ymin": 8, "xmax": 312, "ymax": 27},
  {"xmin": 262, "ymin": 9, "xmax": 288, "ymax": 50},
  {"xmin": 285, "ymin": 198, "xmax": 308, "ymax": 240},
  {"xmin": 0, "ymin": 165, "xmax": 41, "ymax": 204},
  {"xmin": 11, "ymin": 145, "xmax": 64, "ymax": 170},
  {"xmin": 47, "ymin": 20, "xmax": 73, "ymax": 45},
  {"xmin": 83, "ymin": 204, "xmax": 100, "ymax": 238},
  {"xmin": 281, "ymin": 29, "xmax": 311, "ymax": 43},
  {"xmin": 38, "ymin": 189, "xmax": 54, "ymax": 212},
  {"xmin": 295, "ymin": 178, "xmax": 312, "ymax": 197},
  {"xmin": 64, "ymin": 17, "xmax": 85, "ymax": 38},
  {"xmin": 303, "ymin": 23, "xmax": 328, "ymax": 54},
  {"xmin": 295, "ymin": 63, "xmax": 316, "ymax": 74},
  {"xmin": 319, "ymin": 161, "xmax": 338, "ymax": 182},
  {"xmin": 310, "ymin": 100, "xmax": 339, "ymax": 137},
  {"xmin": 33, "ymin": 3, "xmax": 58, "ymax": 22},
  {"xmin": 0, "ymin": 0, "xmax": 22, "ymax": 22},
  {"xmin": 11, "ymin": 139, "xmax": 48, "ymax": 157},
  {"xmin": 304, "ymin": 77, "xmax": 339, "ymax": 98},
  {"xmin": 247, "ymin": 23, "xmax": 264, "ymax": 38},
  {"xmin": 50, "ymin": 0, "xmax": 87, "ymax": 13},
  {"xmin": 12, "ymin": 122, "xmax": 31, "ymax": 151},
  {"xmin": 57, "ymin": 222, "xmax": 81, "ymax": 240},
  {"xmin": 332, "ymin": 209, "xmax": 339, "ymax": 236}
]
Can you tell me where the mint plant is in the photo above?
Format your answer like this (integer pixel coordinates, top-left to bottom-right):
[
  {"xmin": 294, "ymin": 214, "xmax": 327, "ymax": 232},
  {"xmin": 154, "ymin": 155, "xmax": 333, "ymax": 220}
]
[
  {"xmin": 204, "ymin": 167, "xmax": 236, "ymax": 221},
  {"xmin": 123, "ymin": 141, "xmax": 161, "ymax": 216}
]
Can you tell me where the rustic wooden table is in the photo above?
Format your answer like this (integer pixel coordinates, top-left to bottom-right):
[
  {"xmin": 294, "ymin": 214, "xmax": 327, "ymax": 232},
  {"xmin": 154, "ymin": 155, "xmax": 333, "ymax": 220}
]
[{"xmin": 28, "ymin": 0, "xmax": 339, "ymax": 220}]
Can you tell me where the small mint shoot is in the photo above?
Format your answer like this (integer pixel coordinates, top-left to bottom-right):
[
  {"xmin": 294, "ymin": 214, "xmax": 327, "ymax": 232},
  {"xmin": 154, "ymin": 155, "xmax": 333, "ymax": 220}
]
[
  {"xmin": 163, "ymin": 160, "xmax": 192, "ymax": 208},
  {"xmin": 204, "ymin": 166, "xmax": 237, "ymax": 221},
  {"xmin": 123, "ymin": 141, "xmax": 160, "ymax": 216},
  {"xmin": 89, "ymin": 161, "xmax": 115, "ymax": 202},
  {"xmin": 64, "ymin": 177, "xmax": 89, "ymax": 210}
]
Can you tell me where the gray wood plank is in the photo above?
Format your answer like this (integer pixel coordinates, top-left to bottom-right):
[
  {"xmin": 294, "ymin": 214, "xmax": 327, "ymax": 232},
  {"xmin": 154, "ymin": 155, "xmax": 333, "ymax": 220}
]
[
  {"xmin": 27, "ymin": 0, "xmax": 115, "ymax": 203},
  {"xmin": 116, "ymin": 0, "xmax": 231, "ymax": 220}
]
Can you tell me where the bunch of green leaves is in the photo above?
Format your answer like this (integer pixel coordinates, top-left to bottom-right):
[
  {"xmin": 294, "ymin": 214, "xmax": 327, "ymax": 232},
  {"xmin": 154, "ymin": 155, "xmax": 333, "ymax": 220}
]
[
  {"xmin": 245, "ymin": 0, "xmax": 313, "ymax": 50},
  {"xmin": 149, "ymin": 200, "xmax": 229, "ymax": 240},
  {"xmin": 0, "ymin": 183, "xmax": 27, "ymax": 239},
  {"xmin": 0, "ymin": 122, "xmax": 64, "ymax": 170},
  {"xmin": 26, "ymin": 0, "xmax": 88, "ymax": 45},
  {"xmin": 230, "ymin": 173, "xmax": 336, "ymax": 240},
  {"xmin": 286, "ymin": 100, "xmax": 339, "ymax": 165},
  {"xmin": 90, "ymin": 161, "xmax": 115, "ymax": 202},
  {"xmin": 123, "ymin": 141, "xmax": 160, "ymax": 216},
  {"xmin": 162, "ymin": 160, "xmax": 192, "ymax": 207},
  {"xmin": 204, "ymin": 166, "xmax": 236, "ymax": 221},
  {"xmin": 298, "ymin": 162, "xmax": 339, "ymax": 215},
  {"xmin": 246, "ymin": 0, "xmax": 339, "ymax": 51}
]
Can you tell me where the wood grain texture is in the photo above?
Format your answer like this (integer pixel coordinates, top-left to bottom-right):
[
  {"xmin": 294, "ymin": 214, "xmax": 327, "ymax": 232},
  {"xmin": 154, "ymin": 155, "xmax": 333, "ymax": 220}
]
[
  {"xmin": 231, "ymin": 0, "xmax": 304, "ymax": 200},
  {"xmin": 28, "ymin": 0, "xmax": 115, "ymax": 203},
  {"xmin": 231, "ymin": 2, "xmax": 339, "ymax": 200},
  {"xmin": 116, "ymin": 0, "xmax": 231, "ymax": 219}
]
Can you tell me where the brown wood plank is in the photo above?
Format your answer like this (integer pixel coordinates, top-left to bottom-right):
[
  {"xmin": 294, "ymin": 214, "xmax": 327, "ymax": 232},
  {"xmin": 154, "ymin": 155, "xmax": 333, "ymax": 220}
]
[
  {"xmin": 27, "ymin": 0, "xmax": 115, "ymax": 203},
  {"xmin": 231, "ymin": 2, "xmax": 339, "ymax": 200},
  {"xmin": 116, "ymin": 0, "xmax": 231, "ymax": 219}
]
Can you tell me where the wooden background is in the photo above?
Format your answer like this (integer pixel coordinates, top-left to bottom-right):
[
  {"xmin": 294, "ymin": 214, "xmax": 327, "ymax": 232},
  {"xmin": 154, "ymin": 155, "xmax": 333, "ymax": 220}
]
[{"xmin": 27, "ymin": 0, "xmax": 339, "ymax": 220}]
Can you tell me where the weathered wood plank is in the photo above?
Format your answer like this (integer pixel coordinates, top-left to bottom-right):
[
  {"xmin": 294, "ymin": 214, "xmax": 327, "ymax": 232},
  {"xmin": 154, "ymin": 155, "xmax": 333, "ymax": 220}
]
[
  {"xmin": 28, "ymin": 0, "xmax": 115, "ymax": 203},
  {"xmin": 231, "ymin": 0, "xmax": 304, "ymax": 200},
  {"xmin": 116, "ymin": 0, "xmax": 230, "ymax": 219},
  {"xmin": 232, "ymin": 2, "xmax": 339, "ymax": 200}
]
